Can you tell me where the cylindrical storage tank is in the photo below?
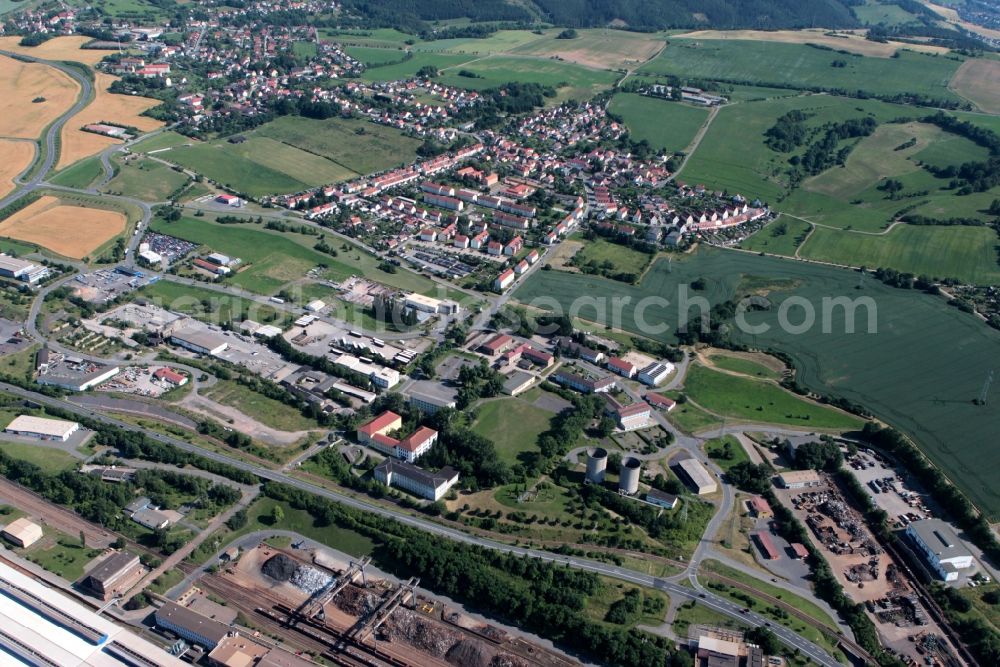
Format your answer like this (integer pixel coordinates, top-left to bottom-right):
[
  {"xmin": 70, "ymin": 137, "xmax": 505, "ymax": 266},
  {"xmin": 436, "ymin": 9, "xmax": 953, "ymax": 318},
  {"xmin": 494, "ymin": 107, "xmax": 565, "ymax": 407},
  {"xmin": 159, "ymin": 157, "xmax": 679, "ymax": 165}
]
[
  {"xmin": 586, "ymin": 447, "xmax": 608, "ymax": 484},
  {"xmin": 619, "ymin": 456, "xmax": 641, "ymax": 495}
]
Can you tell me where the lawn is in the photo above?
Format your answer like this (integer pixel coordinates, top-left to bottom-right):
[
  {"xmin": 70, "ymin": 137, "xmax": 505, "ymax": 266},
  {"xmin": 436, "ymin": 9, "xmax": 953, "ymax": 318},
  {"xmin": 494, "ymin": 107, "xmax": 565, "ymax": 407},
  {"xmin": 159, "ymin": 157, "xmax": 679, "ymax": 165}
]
[
  {"xmin": 707, "ymin": 353, "xmax": 782, "ymax": 380},
  {"xmin": 739, "ymin": 216, "xmax": 813, "ymax": 255},
  {"xmin": 255, "ymin": 116, "xmax": 421, "ymax": 178},
  {"xmin": 638, "ymin": 39, "xmax": 963, "ymax": 101},
  {"xmin": 0, "ymin": 440, "xmax": 78, "ymax": 473},
  {"xmin": 22, "ymin": 535, "xmax": 103, "ymax": 581},
  {"xmin": 164, "ymin": 136, "xmax": 355, "ymax": 197},
  {"xmin": 344, "ymin": 46, "xmax": 409, "ymax": 66},
  {"xmin": 673, "ymin": 599, "xmax": 748, "ymax": 635},
  {"xmin": 103, "ymin": 157, "xmax": 189, "ymax": 201},
  {"xmin": 131, "ymin": 131, "xmax": 193, "ymax": 153},
  {"xmin": 49, "ymin": 157, "xmax": 104, "ymax": 189},
  {"xmin": 471, "ymin": 397, "xmax": 554, "ymax": 466},
  {"xmin": 682, "ymin": 363, "xmax": 864, "ymax": 431},
  {"xmin": 571, "ymin": 237, "xmax": 654, "ymax": 276},
  {"xmin": 188, "ymin": 497, "xmax": 375, "ymax": 565},
  {"xmin": 797, "ymin": 224, "xmax": 1000, "ymax": 285},
  {"xmin": 608, "ymin": 93, "xmax": 708, "ymax": 153},
  {"xmin": 703, "ymin": 435, "xmax": 751, "ymax": 472},
  {"xmin": 663, "ymin": 398, "xmax": 723, "ymax": 435},
  {"xmin": 202, "ymin": 380, "xmax": 321, "ymax": 432}
]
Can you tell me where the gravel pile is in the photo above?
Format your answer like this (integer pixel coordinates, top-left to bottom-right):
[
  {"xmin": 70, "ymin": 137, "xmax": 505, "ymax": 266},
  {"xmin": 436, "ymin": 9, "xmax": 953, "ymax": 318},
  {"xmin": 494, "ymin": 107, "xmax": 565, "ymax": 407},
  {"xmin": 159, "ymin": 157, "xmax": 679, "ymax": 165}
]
[
  {"xmin": 335, "ymin": 586, "xmax": 380, "ymax": 617},
  {"xmin": 261, "ymin": 554, "xmax": 333, "ymax": 594},
  {"xmin": 261, "ymin": 554, "xmax": 298, "ymax": 582},
  {"xmin": 385, "ymin": 608, "xmax": 461, "ymax": 657}
]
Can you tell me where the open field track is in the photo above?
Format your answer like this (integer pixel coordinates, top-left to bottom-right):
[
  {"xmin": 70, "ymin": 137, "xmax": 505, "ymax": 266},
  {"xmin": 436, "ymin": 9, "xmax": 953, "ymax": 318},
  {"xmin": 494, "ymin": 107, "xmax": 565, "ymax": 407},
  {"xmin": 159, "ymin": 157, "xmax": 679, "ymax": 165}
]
[
  {"xmin": 0, "ymin": 54, "xmax": 79, "ymax": 139},
  {"xmin": 0, "ymin": 140, "xmax": 34, "ymax": 198},
  {"xmin": 949, "ymin": 58, "xmax": 1000, "ymax": 114},
  {"xmin": 58, "ymin": 71, "xmax": 163, "ymax": 169},
  {"xmin": 0, "ymin": 195, "xmax": 126, "ymax": 258}
]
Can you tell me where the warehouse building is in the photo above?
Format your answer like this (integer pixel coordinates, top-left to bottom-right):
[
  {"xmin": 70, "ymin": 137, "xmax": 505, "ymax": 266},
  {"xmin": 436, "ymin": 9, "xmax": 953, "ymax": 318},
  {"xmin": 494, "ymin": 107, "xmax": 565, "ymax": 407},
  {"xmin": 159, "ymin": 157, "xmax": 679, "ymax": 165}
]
[
  {"xmin": 777, "ymin": 470, "xmax": 821, "ymax": 489},
  {"xmin": 374, "ymin": 459, "xmax": 459, "ymax": 501},
  {"xmin": 0, "ymin": 560, "xmax": 186, "ymax": 666},
  {"xmin": 638, "ymin": 362, "xmax": 674, "ymax": 387},
  {"xmin": 645, "ymin": 489, "xmax": 678, "ymax": 510},
  {"xmin": 5, "ymin": 414, "xmax": 80, "ymax": 441},
  {"xmin": 1, "ymin": 518, "xmax": 42, "ymax": 547},
  {"xmin": 906, "ymin": 519, "xmax": 974, "ymax": 582},
  {"xmin": 404, "ymin": 293, "xmax": 460, "ymax": 315},
  {"xmin": 155, "ymin": 601, "xmax": 231, "ymax": 650},
  {"xmin": 0, "ymin": 253, "xmax": 48, "ymax": 284},
  {"xmin": 36, "ymin": 357, "xmax": 120, "ymax": 391},
  {"xmin": 170, "ymin": 327, "xmax": 229, "ymax": 355},
  {"xmin": 674, "ymin": 457, "xmax": 717, "ymax": 495}
]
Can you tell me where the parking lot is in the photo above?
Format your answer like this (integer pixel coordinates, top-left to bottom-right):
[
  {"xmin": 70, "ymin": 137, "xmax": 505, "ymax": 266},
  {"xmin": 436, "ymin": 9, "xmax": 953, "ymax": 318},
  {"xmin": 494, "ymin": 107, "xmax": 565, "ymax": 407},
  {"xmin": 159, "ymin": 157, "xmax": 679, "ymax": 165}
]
[
  {"xmin": 845, "ymin": 450, "xmax": 933, "ymax": 530},
  {"xmin": 71, "ymin": 268, "xmax": 151, "ymax": 304},
  {"xmin": 143, "ymin": 231, "xmax": 199, "ymax": 265}
]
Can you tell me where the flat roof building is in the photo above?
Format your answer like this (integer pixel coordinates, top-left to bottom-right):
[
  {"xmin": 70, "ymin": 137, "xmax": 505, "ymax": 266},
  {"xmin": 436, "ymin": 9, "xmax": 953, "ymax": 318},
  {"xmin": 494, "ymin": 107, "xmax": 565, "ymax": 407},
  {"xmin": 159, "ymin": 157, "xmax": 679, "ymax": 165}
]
[
  {"xmin": 170, "ymin": 327, "xmax": 229, "ymax": 356},
  {"xmin": 645, "ymin": 489, "xmax": 678, "ymax": 510},
  {"xmin": 155, "ymin": 601, "xmax": 231, "ymax": 650},
  {"xmin": 409, "ymin": 388, "xmax": 457, "ymax": 414},
  {"xmin": 5, "ymin": 415, "xmax": 80, "ymax": 441},
  {"xmin": 374, "ymin": 459, "xmax": 459, "ymax": 501},
  {"xmin": 906, "ymin": 519, "xmax": 974, "ymax": 582},
  {"xmin": 675, "ymin": 457, "xmax": 717, "ymax": 495},
  {"xmin": 777, "ymin": 470, "xmax": 821, "ymax": 489},
  {"xmin": 0, "ymin": 253, "xmax": 48, "ymax": 284},
  {"xmin": 1, "ymin": 517, "xmax": 42, "ymax": 548},
  {"xmin": 80, "ymin": 550, "xmax": 144, "ymax": 600},
  {"xmin": 36, "ymin": 360, "xmax": 119, "ymax": 391},
  {"xmin": 503, "ymin": 370, "xmax": 536, "ymax": 396}
]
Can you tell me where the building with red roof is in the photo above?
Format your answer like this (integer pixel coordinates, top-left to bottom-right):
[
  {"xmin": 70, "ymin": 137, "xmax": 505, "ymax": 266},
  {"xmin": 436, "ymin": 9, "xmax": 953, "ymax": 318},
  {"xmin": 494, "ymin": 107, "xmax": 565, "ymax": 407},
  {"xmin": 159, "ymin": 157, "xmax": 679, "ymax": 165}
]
[
  {"xmin": 607, "ymin": 356, "xmax": 636, "ymax": 378},
  {"xmin": 479, "ymin": 333, "xmax": 514, "ymax": 356},
  {"xmin": 644, "ymin": 393, "xmax": 676, "ymax": 412},
  {"xmin": 357, "ymin": 411, "xmax": 437, "ymax": 463},
  {"xmin": 749, "ymin": 495, "xmax": 773, "ymax": 518},
  {"xmin": 790, "ymin": 543, "xmax": 810, "ymax": 559},
  {"xmin": 752, "ymin": 532, "xmax": 780, "ymax": 560},
  {"xmin": 153, "ymin": 367, "xmax": 187, "ymax": 386}
]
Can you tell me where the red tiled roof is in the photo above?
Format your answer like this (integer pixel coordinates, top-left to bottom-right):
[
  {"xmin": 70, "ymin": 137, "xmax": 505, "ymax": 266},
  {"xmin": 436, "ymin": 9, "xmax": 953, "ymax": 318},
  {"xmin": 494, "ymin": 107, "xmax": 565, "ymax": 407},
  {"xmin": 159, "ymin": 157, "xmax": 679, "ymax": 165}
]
[
  {"xmin": 153, "ymin": 368, "xmax": 185, "ymax": 384},
  {"xmin": 358, "ymin": 411, "xmax": 401, "ymax": 436},
  {"xmin": 398, "ymin": 426, "xmax": 437, "ymax": 452}
]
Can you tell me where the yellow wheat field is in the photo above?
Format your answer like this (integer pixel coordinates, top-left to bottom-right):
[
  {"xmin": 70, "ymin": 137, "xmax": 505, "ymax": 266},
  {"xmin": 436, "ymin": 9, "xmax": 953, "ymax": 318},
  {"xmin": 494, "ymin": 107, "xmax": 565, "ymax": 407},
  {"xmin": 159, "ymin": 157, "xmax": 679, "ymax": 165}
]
[
  {"xmin": 58, "ymin": 72, "xmax": 163, "ymax": 168},
  {"xmin": 0, "ymin": 140, "xmax": 35, "ymax": 198},
  {"xmin": 0, "ymin": 36, "xmax": 115, "ymax": 66},
  {"xmin": 674, "ymin": 29, "xmax": 948, "ymax": 57},
  {"xmin": 0, "ymin": 55, "xmax": 80, "ymax": 139},
  {"xmin": 0, "ymin": 195, "xmax": 127, "ymax": 259}
]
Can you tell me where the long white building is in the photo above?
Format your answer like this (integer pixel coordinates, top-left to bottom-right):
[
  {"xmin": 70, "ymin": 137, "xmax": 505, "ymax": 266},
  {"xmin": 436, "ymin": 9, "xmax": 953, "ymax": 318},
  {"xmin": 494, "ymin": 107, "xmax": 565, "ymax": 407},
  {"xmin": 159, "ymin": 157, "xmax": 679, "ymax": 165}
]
[
  {"xmin": 5, "ymin": 415, "xmax": 80, "ymax": 441},
  {"xmin": 374, "ymin": 459, "xmax": 458, "ymax": 501},
  {"xmin": 906, "ymin": 519, "xmax": 974, "ymax": 582}
]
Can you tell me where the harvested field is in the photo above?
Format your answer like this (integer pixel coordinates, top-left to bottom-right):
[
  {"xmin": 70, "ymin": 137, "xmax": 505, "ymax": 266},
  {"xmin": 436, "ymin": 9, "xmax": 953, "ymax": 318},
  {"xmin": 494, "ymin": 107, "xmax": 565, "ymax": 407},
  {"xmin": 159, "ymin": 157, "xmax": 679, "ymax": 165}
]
[
  {"xmin": 950, "ymin": 59, "xmax": 1000, "ymax": 114},
  {"xmin": 0, "ymin": 195, "xmax": 126, "ymax": 258},
  {"xmin": 0, "ymin": 36, "xmax": 116, "ymax": 66},
  {"xmin": 0, "ymin": 140, "xmax": 34, "ymax": 198},
  {"xmin": 0, "ymin": 55, "xmax": 79, "ymax": 139},
  {"xmin": 673, "ymin": 29, "xmax": 947, "ymax": 56},
  {"xmin": 58, "ymin": 72, "xmax": 162, "ymax": 168},
  {"xmin": 511, "ymin": 29, "xmax": 665, "ymax": 69}
]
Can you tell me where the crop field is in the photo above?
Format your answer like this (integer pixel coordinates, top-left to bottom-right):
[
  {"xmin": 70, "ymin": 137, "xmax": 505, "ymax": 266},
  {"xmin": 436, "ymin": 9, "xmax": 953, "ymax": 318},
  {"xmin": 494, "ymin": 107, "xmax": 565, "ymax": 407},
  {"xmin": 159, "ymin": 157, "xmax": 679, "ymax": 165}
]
[
  {"xmin": 471, "ymin": 397, "xmax": 554, "ymax": 466},
  {"xmin": 950, "ymin": 58, "xmax": 1000, "ymax": 114},
  {"xmin": 164, "ymin": 136, "xmax": 354, "ymax": 197},
  {"xmin": 360, "ymin": 52, "xmax": 476, "ymax": 82},
  {"xmin": 0, "ymin": 195, "xmax": 126, "ymax": 259},
  {"xmin": 509, "ymin": 29, "xmax": 665, "ymax": 69},
  {"xmin": 671, "ymin": 29, "xmax": 944, "ymax": 57},
  {"xmin": 608, "ymin": 94, "xmax": 708, "ymax": 153},
  {"xmin": 0, "ymin": 36, "xmax": 115, "ymax": 66},
  {"xmin": 0, "ymin": 55, "xmax": 79, "ymax": 139},
  {"xmin": 682, "ymin": 363, "xmax": 864, "ymax": 430},
  {"xmin": 255, "ymin": 116, "xmax": 421, "ymax": 177},
  {"xmin": 798, "ymin": 224, "xmax": 1000, "ymax": 284},
  {"xmin": 416, "ymin": 30, "xmax": 551, "ymax": 56},
  {"xmin": 436, "ymin": 56, "xmax": 620, "ymax": 99},
  {"xmin": 343, "ymin": 46, "xmax": 408, "ymax": 66},
  {"xmin": 638, "ymin": 40, "xmax": 962, "ymax": 101},
  {"xmin": 0, "ymin": 140, "xmax": 34, "ymax": 198},
  {"xmin": 320, "ymin": 28, "xmax": 415, "ymax": 48},
  {"xmin": 58, "ymin": 72, "xmax": 163, "ymax": 169},
  {"xmin": 103, "ymin": 157, "xmax": 189, "ymax": 200},
  {"xmin": 517, "ymin": 247, "xmax": 1000, "ymax": 519}
]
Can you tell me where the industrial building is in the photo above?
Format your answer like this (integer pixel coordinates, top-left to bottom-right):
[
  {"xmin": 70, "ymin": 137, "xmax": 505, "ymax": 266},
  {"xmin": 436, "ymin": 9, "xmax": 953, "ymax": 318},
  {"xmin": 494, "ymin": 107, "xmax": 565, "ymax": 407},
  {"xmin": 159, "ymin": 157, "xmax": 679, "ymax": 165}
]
[
  {"xmin": 1, "ymin": 517, "xmax": 42, "ymax": 547},
  {"xmin": 403, "ymin": 293, "xmax": 460, "ymax": 315},
  {"xmin": 645, "ymin": 489, "xmax": 678, "ymax": 510},
  {"xmin": 638, "ymin": 362, "xmax": 674, "ymax": 387},
  {"xmin": 170, "ymin": 327, "xmax": 229, "ymax": 355},
  {"xmin": 675, "ymin": 457, "xmax": 717, "ymax": 495},
  {"xmin": 80, "ymin": 550, "xmax": 144, "ymax": 600},
  {"xmin": 777, "ymin": 470, "xmax": 821, "ymax": 489},
  {"xmin": 0, "ymin": 253, "xmax": 48, "ymax": 284},
  {"xmin": 752, "ymin": 532, "xmax": 780, "ymax": 560},
  {"xmin": 4, "ymin": 414, "xmax": 80, "ymax": 441},
  {"xmin": 36, "ymin": 356, "xmax": 120, "ymax": 391},
  {"xmin": 331, "ymin": 353, "xmax": 400, "ymax": 389},
  {"xmin": 748, "ymin": 496, "xmax": 773, "ymax": 518},
  {"xmin": 374, "ymin": 459, "xmax": 459, "ymax": 501},
  {"xmin": 155, "ymin": 601, "xmax": 231, "ymax": 650},
  {"xmin": 906, "ymin": 519, "xmax": 975, "ymax": 582},
  {"xmin": 153, "ymin": 367, "xmax": 188, "ymax": 386},
  {"xmin": 0, "ymin": 560, "xmax": 185, "ymax": 666}
]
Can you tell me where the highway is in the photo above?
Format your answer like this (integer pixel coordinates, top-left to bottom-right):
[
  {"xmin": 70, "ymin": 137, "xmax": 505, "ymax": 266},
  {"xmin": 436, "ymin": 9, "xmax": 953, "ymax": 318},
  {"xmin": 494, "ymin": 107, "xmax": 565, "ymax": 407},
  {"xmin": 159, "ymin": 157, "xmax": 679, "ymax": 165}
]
[{"xmin": 0, "ymin": 378, "xmax": 842, "ymax": 665}]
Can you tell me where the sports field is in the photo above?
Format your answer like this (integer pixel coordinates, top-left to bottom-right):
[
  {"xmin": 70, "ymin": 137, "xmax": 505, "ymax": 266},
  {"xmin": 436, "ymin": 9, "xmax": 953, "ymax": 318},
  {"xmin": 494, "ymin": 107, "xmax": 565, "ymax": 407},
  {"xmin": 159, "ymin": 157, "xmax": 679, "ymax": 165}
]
[
  {"xmin": 0, "ymin": 55, "xmax": 79, "ymax": 139},
  {"xmin": 164, "ymin": 135, "xmax": 356, "ymax": 197},
  {"xmin": 0, "ymin": 140, "xmax": 34, "ymax": 198},
  {"xmin": 950, "ymin": 58, "xmax": 1000, "ymax": 114},
  {"xmin": 608, "ymin": 93, "xmax": 708, "ymax": 153},
  {"xmin": 515, "ymin": 248, "xmax": 1000, "ymax": 518},
  {"xmin": 671, "ymin": 29, "xmax": 945, "ymax": 57},
  {"xmin": 0, "ymin": 36, "xmax": 114, "ymax": 66},
  {"xmin": 58, "ymin": 72, "xmax": 163, "ymax": 169},
  {"xmin": 638, "ymin": 40, "xmax": 962, "ymax": 101},
  {"xmin": 798, "ymin": 224, "xmax": 1000, "ymax": 284},
  {"xmin": 255, "ymin": 116, "xmax": 421, "ymax": 177},
  {"xmin": 0, "ymin": 195, "xmax": 126, "ymax": 259}
]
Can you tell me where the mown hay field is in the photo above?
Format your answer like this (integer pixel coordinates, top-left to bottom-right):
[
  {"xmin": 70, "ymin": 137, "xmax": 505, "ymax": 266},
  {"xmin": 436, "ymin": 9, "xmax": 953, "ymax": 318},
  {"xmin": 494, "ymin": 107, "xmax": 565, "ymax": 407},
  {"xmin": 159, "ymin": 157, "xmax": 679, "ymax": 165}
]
[
  {"xmin": 0, "ymin": 140, "xmax": 34, "ymax": 198},
  {"xmin": 0, "ymin": 36, "xmax": 114, "ymax": 66},
  {"xmin": 0, "ymin": 55, "xmax": 79, "ymax": 138},
  {"xmin": 0, "ymin": 195, "xmax": 126, "ymax": 258}
]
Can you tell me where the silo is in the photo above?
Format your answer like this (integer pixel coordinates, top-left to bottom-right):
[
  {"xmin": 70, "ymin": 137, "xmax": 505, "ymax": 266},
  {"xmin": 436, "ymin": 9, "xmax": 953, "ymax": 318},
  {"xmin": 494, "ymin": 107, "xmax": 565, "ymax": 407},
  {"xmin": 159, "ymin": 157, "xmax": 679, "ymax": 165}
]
[
  {"xmin": 586, "ymin": 447, "xmax": 608, "ymax": 484},
  {"xmin": 619, "ymin": 456, "xmax": 641, "ymax": 495}
]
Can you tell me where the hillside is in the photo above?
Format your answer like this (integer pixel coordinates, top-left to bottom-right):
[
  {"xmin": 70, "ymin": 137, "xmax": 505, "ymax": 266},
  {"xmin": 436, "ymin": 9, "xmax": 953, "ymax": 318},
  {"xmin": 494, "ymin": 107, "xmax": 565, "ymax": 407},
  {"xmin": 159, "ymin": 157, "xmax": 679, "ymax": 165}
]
[{"xmin": 344, "ymin": 0, "xmax": 862, "ymax": 30}]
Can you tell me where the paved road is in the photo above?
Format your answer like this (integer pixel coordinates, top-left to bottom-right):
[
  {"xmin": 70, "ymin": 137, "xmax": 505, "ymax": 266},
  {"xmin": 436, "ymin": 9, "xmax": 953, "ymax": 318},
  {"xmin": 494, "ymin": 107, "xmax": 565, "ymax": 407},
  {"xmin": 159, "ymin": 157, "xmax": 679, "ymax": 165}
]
[{"xmin": 0, "ymin": 380, "xmax": 841, "ymax": 665}]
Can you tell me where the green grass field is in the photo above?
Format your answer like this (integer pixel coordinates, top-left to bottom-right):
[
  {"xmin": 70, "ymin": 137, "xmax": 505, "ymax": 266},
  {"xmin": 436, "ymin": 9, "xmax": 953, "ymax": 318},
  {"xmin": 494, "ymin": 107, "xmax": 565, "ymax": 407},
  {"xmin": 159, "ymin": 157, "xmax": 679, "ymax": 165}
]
[
  {"xmin": 202, "ymin": 380, "xmax": 320, "ymax": 432},
  {"xmin": 103, "ymin": 157, "xmax": 189, "ymax": 201},
  {"xmin": 853, "ymin": 0, "xmax": 921, "ymax": 25},
  {"xmin": 320, "ymin": 28, "xmax": 416, "ymax": 48},
  {"xmin": 471, "ymin": 397, "xmax": 554, "ymax": 466},
  {"xmin": 608, "ymin": 93, "xmax": 708, "ymax": 153},
  {"xmin": 138, "ymin": 280, "xmax": 285, "ymax": 324},
  {"xmin": 22, "ymin": 536, "xmax": 103, "ymax": 581},
  {"xmin": 49, "ymin": 157, "xmax": 104, "ymax": 190},
  {"xmin": 571, "ymin": 237, "xmax": 654, "ymax": 276},
  {"xmin": 255, "ymin": 116, "xmax": 421, "ymax": 177},
  {"xmin": 164, "ymin": 136, "xmax": 355, "ymax": 197},
  {"xmin": 704, "ymin": 435, "xmax": 750, "ymax": 472},
  {"xmin": 739, "ymin": 216, "xmax": 813, "ymax": 255},
  {"xmin": 131, "ymin": 131, "xmax": 193, "ymax": 153},
  {"xmin": 708, "ymin": 353, "xmax": 782, "ymax": 380},
  {"xmin": 0, "ymin": 441, "xmax": 77, "ymax": 473},
  {"xmin": 638, "ymin": 39, "xmax": 962, "ymax": 101},
  {"xmin": 517, "ymin": 247, "xmax": 1000, "ymax": 518},
  {"xmin": 798, "ymin": 224, "xmax": 1000, "ymax": 284},
  {"xmin": 344, "ymin": 46, "xmax": 409, "ymax": 66},
  {"xmin": 435, "ymin": 56, "xmax": 619, "ymax": 99},
  {"xmin": 683, "ymin": 364, "xmax": 864, "ymax": 430},
  {"xmin": 361, "ymin": 52, "xmax": 477, "ymax": 82}
]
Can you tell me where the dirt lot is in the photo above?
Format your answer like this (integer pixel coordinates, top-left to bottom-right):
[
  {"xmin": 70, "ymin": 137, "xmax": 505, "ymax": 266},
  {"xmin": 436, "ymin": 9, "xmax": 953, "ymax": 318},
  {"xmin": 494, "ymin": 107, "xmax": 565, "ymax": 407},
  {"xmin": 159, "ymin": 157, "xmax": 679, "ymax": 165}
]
[
  {"xmin": 0, "ymin": 36, "xmax": 116, "ymax": 66},
  {"xmin": 0, "ymin": 140, "xmax": 34, "ymax": 198},
  {"xmin": 0, "ymin": 55, "xmax": 79, "ymax": 139},
  {"xmin": 58, "ymin": 72, "xmax": 163, "ymax": 169},
  {"xmin": 0, "ymin": 195, "xmax": 127, "ymax": 259},
  {"xmin": 546, "ymin": 239, "xmax": 583, "ymax": 271},
  {"xmin": 674, "ymin": 29, "xmax": 947, "ymax": 57},
  {"xmin": 950, "ymin": 58, "xmax": 1000, "ymax": 114}
]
